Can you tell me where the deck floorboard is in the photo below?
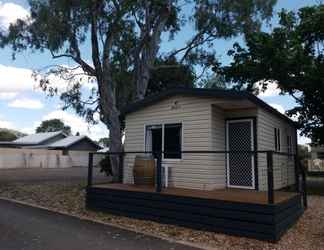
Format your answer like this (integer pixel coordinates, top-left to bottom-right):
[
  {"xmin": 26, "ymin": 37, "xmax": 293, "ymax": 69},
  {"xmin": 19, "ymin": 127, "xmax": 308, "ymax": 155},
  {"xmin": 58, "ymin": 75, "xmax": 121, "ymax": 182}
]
[{"xmin": 92, "ymin": 183, "xmax": 297, "ymax": 205}]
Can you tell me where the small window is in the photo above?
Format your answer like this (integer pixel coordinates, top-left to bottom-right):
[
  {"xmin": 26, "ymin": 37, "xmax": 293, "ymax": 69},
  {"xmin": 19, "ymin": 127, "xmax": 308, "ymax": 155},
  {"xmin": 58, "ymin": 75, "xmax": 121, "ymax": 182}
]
[
  {"xmin": 274, "ymin": 128, "xmax": 281, "ymax": 151},
  {"xmin": 164, "ymin": 123, "xmax": 182, "ymax": 159},
  {"xmin": 62, "ymin": 149, "xmax": 69, "ymax": 156}
]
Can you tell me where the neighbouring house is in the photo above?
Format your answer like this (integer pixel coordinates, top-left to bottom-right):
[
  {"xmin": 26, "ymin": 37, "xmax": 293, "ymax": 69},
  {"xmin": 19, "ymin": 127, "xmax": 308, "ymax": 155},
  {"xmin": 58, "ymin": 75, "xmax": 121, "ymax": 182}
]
[
  {"xmin": 86, "ymin": 88, "xmax": 306, "ymax": 241},
  {"xmin": 0, "ymin": 131, "xmax": 101, "ymax": 169},
  {"xmin": 308, "ymin": 144, "xmax": 324, "ymax": 172}
]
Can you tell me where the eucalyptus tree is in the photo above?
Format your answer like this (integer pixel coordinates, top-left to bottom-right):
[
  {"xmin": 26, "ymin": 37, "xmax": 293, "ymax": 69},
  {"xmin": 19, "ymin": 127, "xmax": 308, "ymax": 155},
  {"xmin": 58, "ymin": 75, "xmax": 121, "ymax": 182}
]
[{"xmin": 0, "ymin": 0, "xmax": 276, "ymax": 180}]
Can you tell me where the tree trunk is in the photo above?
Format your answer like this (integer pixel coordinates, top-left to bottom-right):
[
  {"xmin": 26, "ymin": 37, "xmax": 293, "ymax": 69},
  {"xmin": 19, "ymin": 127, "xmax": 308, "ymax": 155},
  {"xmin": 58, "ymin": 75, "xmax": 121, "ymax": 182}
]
[
  {"xmin": 107, "ymin": 112, "xmax": 122, "ymax": 183},
  {"xmin": 98, "ymin": 77, "xmax": 122, "ymax": 182}
]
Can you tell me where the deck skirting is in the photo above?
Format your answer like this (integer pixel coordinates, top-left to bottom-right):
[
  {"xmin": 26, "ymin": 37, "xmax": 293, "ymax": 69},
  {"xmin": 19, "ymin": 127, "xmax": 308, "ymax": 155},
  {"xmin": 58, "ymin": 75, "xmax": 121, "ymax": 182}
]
[{"xmin": 86, "ymin": 187, "xmax": 302, "ymax": 241}]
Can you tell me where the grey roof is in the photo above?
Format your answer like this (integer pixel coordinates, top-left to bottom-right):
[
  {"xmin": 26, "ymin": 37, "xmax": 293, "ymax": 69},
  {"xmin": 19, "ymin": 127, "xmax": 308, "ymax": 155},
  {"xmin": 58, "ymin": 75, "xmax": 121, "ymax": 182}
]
[
  {"xmin": 13, "ymin": 131, "xmax": 66, "ymax": 145},
  {"xmin": 121, "ymin": 88, "xmax": 297, "ymax": 127},
  {"xmin": 48, "ymin": 136, "xmax": 86, "ymax": 148},
  {"xmin": 48, "ymin": 136, "xmax": 101, "ymax": 149}
]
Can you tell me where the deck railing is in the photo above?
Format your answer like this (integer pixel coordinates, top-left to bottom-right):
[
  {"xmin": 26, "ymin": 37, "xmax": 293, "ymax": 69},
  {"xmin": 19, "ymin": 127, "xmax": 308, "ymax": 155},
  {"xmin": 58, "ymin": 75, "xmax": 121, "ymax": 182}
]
[{"xmin": 87, "ymin": 150, "xmax": 307, "ymax": 207}]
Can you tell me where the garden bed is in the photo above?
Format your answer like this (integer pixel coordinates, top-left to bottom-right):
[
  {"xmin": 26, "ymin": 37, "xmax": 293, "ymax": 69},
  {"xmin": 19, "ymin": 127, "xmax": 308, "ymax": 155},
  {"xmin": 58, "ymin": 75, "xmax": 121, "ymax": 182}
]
[{"xmin": 0, "ymin": 182, "xmax": 323, "ymax": 250}]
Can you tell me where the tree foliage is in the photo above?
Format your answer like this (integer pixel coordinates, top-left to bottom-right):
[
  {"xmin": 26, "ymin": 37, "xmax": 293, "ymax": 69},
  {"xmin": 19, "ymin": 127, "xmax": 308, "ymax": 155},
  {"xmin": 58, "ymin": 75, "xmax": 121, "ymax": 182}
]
[
  {"xmin": 0, "ymin": 0, "xmax": 276, "ymax": 179},
  {"xmin": 98, "ymin": 137, "xmax": 110, "ymax": 148},
  {"xmin": 146, "ymin": 57, "xmax": 196, "ymax": 96},
  {"xmin": 218, "ymin": 5, "xmax": 324, "ymax": 143},
  {"xmin": 36, "ymin": 119, "xmax": 72, "ymax": 135},
  {"xmin": 0, "ymin": 130, "xmax": 18, "ymax": 141},
  {"xmin": 0, "ymin": 128, "xmax": 26, "ymax": 141},
  {"xmin": 198, "ymin": 74, "xmax": 228, "ymax": 89}
]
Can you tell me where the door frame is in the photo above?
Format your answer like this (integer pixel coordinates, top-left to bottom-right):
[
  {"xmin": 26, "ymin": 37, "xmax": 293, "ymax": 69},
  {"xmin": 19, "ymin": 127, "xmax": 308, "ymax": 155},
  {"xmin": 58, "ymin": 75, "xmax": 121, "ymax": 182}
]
[{"xmin": 226, "ymin": 118, "xmax": 256, "ymax": 190}]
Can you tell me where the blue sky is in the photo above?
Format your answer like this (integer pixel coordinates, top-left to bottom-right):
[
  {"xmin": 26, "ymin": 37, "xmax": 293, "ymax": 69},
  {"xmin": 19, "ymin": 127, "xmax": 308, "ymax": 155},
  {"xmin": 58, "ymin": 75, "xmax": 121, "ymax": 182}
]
[{"xmin": 0, "ymin": 0, "xmax": 319, "ymax": 143}]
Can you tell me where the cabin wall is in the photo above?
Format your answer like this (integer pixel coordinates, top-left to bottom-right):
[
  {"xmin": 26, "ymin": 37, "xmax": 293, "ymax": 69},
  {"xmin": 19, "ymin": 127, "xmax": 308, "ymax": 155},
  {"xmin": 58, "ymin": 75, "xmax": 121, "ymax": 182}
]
[
  {"xmin": 124, "ymin": 94, "xmax": 297, "ymax": 191},
  {"xmin": 210, "ymin": 105, "xmax": 226, "ymax": 188},
  {"xmin": 257, "ymin": 109, "xmax": 296, "ymax": 191},
  {"xmin": 124, "ymin": 95, "xmax": 226, "ymax": 190}
]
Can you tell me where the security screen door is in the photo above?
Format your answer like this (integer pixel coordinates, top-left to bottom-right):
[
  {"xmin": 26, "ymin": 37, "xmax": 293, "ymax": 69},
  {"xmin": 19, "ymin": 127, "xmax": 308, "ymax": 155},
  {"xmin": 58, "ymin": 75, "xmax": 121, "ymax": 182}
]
[{"xmin": 226, "ymin": 119, "xmax": 255, "ymax": 189}]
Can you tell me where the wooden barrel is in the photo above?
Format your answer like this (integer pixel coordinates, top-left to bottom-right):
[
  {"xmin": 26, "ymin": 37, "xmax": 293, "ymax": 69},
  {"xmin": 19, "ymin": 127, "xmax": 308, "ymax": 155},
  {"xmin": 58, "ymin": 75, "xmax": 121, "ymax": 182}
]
[{"xmin": 133, "ymin": 155, "xmax": 155, "ymax": 185}]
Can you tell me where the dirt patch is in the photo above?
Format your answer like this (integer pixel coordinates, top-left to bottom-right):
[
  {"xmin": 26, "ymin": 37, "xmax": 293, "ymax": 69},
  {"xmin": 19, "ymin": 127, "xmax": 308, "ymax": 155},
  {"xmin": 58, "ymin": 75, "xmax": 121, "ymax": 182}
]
[{"xmin": 0, "ymin": 182, "xmax": 323, "ymax": 250}]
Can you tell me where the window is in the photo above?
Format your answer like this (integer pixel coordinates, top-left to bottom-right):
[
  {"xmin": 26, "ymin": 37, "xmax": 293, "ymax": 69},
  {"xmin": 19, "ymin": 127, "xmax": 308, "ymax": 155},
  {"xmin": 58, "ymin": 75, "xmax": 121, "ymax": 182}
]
[
  {"xmin": 164, "ymin": 123, "xmax": 182, "ymax": 159},
  {"xmin": 274, "ymin": 128, "xmax": 281, "ymax": 151},
  {"xmin": 145, "ymin": 123, "xmax": 182, "ymax": 159}
]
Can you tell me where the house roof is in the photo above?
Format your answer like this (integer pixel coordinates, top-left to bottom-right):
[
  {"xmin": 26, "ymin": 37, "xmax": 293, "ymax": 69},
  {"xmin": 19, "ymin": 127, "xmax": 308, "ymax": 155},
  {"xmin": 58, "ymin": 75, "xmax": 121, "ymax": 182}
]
[
  {"xmin": 13, "ymin": 131, "xmax": 66, "ymax": 145},
  {"xmin": 122, "ymin": 88, "xmax": 297, "ymax": 127},
  {"xmin": 47, "ymin": 136, "xmax": 101, "ymax": 150}
]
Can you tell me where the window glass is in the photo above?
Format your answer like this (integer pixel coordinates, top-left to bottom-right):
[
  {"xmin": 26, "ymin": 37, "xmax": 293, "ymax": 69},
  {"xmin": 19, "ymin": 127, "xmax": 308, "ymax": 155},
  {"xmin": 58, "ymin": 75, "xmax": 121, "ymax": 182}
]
[
  {"xmin": 274, "ymin": 128, "xmax": 281, "ymax": 151},
  {"xmin": 164, "ymin": 123, "xmax": 182, "ymax": 159}
]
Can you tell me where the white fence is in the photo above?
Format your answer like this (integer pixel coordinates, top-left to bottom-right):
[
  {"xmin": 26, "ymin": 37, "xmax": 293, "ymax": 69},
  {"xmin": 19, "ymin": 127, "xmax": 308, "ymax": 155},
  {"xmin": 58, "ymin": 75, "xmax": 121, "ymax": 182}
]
[{"xmin": 0, "ymin": 148, "xmax": 103, "ymax": 169}]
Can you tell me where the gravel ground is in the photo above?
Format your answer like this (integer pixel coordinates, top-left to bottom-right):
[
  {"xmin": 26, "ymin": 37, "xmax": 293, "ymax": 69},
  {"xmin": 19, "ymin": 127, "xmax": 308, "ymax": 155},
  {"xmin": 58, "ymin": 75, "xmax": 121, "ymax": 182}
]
[{"xmin": 0, "ymin": 182, "xmax": 323, "ymax": 250}]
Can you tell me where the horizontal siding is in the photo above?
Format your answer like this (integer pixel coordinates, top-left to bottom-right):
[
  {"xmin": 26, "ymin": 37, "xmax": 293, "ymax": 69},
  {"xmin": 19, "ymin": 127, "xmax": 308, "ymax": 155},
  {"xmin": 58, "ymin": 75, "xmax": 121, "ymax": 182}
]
[
  {"xmin": 211, "ymin": 105, "xmax": 226, "ymax": 188},
  {"xmin": 123, "ymin": 94, "xmax": 296, "ymax": 192},
  {"xmin": 124, "ymin": 95, "xmax": 220, "ymax": 190},
  {"xmin": 257, "ymin": 108, "xmax": 297, "ymax": 191}
]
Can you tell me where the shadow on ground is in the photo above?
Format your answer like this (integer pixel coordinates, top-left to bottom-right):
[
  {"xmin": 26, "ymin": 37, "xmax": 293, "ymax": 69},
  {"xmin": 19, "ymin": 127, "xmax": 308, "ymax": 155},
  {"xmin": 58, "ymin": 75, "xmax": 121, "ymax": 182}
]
[{"xmin": 307, "ymin": 176, "xmax": 324, "ymax": 196}]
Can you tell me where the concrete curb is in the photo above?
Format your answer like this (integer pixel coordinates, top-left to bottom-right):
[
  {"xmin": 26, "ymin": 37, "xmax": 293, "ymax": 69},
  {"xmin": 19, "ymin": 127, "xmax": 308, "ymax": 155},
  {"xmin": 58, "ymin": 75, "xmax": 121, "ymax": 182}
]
[{"xmin": 0, "ymin": 197, "xmax": 214, "ymax": 250}]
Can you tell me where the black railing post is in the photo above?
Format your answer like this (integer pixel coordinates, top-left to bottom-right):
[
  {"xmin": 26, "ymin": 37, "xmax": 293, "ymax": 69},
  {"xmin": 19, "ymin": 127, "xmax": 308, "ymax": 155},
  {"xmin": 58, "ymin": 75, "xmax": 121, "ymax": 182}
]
[
  {"xmin": 155, "ymin": 151, "xmax": 162, "ymax": 193},
  {"xmin": 267, "ymin": 151, "xmax": 274, "ymax": 204},
  {"xmin": 300, "ymin": 163, "xmax": 308, "ymax": 209},
  {"xmin": 87, "ymin": 152, "xmax": 94, "ymax": 188},
  {"xmin": 119, "ymin": 152, "xmax": 124, "ymax": 183},
  {"xmin": 294, "ymin": 154, "xmax": 300, "ymax": 192}
]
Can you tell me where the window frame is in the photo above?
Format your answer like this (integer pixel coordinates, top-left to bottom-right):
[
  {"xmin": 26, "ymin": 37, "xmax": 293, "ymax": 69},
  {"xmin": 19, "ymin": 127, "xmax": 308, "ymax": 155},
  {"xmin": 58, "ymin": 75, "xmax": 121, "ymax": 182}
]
[
  {"xmin": 274, "ymin": 128, "xmax": 281, "ymax": 152},
  {"xmin": 144, "ymin": 122, "xmax": 183, "ymax": 161}
]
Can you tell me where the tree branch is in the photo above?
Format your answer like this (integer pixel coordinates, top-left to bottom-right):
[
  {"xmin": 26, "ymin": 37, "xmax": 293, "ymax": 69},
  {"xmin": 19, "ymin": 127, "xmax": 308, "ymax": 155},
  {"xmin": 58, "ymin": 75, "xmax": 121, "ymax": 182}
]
[
  {"xmin": 49, "ymin": 50, "xmax": 96, "ymax": 76},
  {"xmin": 90, "ymin": 4, "xmax": 103, "ymax": 77}
]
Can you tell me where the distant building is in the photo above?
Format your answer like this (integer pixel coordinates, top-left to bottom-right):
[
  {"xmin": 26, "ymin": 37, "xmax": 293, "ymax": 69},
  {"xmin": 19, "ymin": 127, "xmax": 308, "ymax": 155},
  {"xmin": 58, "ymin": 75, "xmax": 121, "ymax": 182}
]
[
  {"xmin": 309, "ymin": 144, "xmax": 324, "ymax": 172},
  {"xmin": 0, "ymin": 131, "xmax": 102, "ymax": 169}
]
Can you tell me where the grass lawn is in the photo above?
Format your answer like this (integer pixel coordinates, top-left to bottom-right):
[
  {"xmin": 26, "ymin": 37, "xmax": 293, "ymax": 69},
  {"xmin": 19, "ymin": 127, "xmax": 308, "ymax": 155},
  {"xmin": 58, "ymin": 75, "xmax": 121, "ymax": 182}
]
[{"xmin": 0, "ymin": 180, "xmax": 323, "ymax": 250}]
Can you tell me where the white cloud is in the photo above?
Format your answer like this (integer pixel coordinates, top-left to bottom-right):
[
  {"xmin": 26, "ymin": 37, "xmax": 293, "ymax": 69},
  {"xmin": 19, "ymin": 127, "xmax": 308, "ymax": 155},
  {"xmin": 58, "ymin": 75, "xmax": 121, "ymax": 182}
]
[
  {"xmin": 0, "ymin": 64, "xmax": 38, "ymax": 94},
  {"xmin": 298, "ymin": 134, "xmax": 311, "ymax": 145},
  {"xmin": 0, "ymin": 2, "xmax": 29, "ymax": 31},
  {"xmin": 269, "ymin": 103, "xmax": 285, "ymax": 114},
  {"xmin": 8, "ymin": 98, "xmax": 43, "ymax": 109},
  {"xmin": 255, "ymin": 81, "xmax": 281, "ymax": 97},
  {"xmin": 0, "ymin": 64, "xmax": 96, "ymax": 100},
  {"xmin": 0, "ymin": 92, "xmax": 17, "ymax": 100},
  {"xmin": 41, "ymin": 110, "xmax": 108, "ymax": 140}
]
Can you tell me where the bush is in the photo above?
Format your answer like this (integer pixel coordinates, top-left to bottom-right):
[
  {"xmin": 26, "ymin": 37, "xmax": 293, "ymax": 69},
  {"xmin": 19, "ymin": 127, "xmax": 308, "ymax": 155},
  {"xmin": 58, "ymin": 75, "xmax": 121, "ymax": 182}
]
[{"xmin": 99, "ymin": 156, "xmax": 113, "ymax": 176}]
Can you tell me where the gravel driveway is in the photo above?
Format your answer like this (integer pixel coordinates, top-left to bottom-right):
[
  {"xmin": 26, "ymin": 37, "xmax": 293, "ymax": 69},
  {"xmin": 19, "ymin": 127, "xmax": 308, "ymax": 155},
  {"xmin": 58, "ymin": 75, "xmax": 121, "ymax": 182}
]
[{"xmin": 0, "ymin": 167, "xmax": 108, "ymax": 184}]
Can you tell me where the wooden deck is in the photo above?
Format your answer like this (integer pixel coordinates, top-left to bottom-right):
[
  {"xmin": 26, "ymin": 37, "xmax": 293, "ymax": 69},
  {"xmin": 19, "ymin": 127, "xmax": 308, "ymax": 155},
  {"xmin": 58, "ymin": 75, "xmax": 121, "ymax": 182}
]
[
  {"xmin": 86, "ymin": 183, "xmax": 303, "ymax": 241},
  {"xmin": 93, "ymin": 183, "xmax": 297, "ymax": 205}
]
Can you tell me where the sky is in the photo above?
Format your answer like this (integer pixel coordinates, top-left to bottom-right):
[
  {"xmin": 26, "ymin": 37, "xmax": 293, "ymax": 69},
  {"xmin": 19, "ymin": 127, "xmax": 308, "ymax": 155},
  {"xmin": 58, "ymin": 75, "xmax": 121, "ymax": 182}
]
[{"xmin": 0, "ymin": 0, "xmax": 319, "ymax": 143}]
